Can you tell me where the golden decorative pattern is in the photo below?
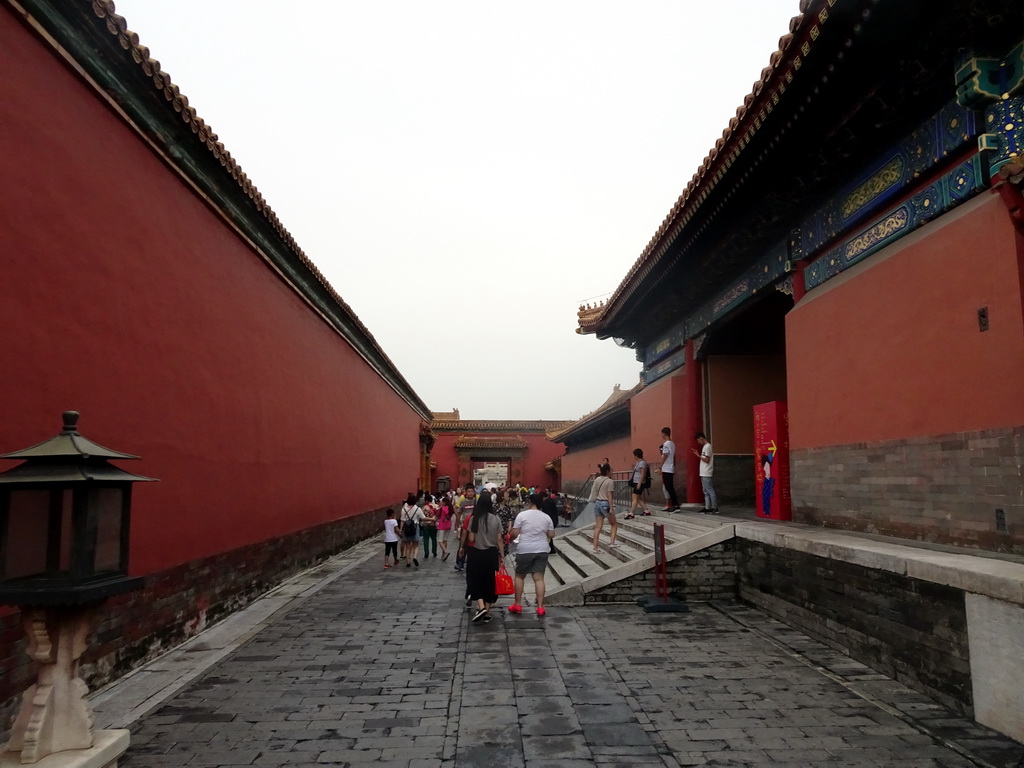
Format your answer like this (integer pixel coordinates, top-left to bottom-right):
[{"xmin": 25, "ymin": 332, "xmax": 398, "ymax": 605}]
[
  {"xmin": 841, "ymin": 156, "xmax": 905, "ymax": 219},
  {"xmin": 713, "ymin": 280, "xmax": 751, "ymax": 315},
  {"xmin": 844, "ymin": 208, "xmax": 909, "ymax": 261}
]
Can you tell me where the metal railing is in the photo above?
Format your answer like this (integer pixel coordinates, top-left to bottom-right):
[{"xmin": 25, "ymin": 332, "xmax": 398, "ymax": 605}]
[{"xmin": 562, "ymin": 467, "xmax": 660, "ymax": 525}]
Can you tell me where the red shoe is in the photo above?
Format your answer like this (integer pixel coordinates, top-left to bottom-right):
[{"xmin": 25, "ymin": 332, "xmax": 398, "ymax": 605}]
[
  {"xmin": 508, "ymin": 604, "xmax": 523, "ymax": 614},
  {"xmin": 536, "ymin": 607, "xmax": 546, "ymax": 617}
]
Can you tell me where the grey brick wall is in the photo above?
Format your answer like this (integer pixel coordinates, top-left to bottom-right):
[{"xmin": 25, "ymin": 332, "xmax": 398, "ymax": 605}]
[
  {"xmin": 585, "ymin": 541, "xmax": 738, "ymax": 603},
  {"xmin": 713, "ymin": 455, "xmax": 755, "ymax": 506},
  {"xmin": 737, "ymin": 539, "xmax": 972, "ymax": 715},
  {"xmin": 791, "ymin": 425, "xmax": 1024, "ymax": 555}
]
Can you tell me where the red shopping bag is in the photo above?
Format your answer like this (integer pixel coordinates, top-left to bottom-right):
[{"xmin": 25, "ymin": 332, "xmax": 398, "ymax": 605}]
[{"xmin": 495, "ymin": 560, "xmax": 514, "ymax": 595}]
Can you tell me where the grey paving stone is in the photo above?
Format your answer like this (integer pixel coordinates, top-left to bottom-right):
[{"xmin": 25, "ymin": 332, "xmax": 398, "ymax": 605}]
[
  {"xmin": 583, "ymin": 722, "xmax": 655, "ymax": 746},
  {"xmin": 518, "ymin": 713, "xmax": 582, "ymax": 736},
  {"xmin": 114, "ymin": 551, "xmax": 1024, "ymax": 768},
  {"xmin": 454, "ymin": 743, "xmax": 525, "ymax": 768},
  {"xmin": 521, "ymin": 733, "xmax": 591, "ymax": 761},
  {"xmin": 574, "ymin": 704, "xmax": 636, "ymax": 724}
]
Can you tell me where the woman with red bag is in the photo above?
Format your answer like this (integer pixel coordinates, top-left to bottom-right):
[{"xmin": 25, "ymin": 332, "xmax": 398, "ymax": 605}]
[{"xmin": 465, "ymin": 493, "xmax": 505, "ymax": 624}]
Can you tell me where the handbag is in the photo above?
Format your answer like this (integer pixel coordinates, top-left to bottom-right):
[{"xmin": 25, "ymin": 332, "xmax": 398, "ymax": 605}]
[{"xmin": 495, "ymin": 560, "xmax": 514, "ymax": 596}]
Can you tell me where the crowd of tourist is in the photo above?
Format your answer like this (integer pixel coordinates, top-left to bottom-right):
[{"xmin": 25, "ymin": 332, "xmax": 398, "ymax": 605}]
[{"xmin": 382, "ymin": 483, "xmax": 562, "ymax": 622}]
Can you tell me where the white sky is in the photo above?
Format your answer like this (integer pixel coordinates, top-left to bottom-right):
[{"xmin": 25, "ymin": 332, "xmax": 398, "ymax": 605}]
[{"xmin": 112, "ymin": 0, "xmax": 798, "ymax": 420}]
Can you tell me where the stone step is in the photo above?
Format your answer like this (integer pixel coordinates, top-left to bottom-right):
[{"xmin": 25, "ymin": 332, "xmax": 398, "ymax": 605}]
[
  {"xmin": 529, "ymin": 512, "xmax": 729, "ymax": 599},
  {"xmin": 545, "ymin": 522, "xmax": 737, "ymax": 606},
  {"xmin": 574, "ymin": 525, "xmax": 656, "ymax": 558},
  {"xmin": 562, "ymin": 531, "xmax": 625, "ymax": 568}
]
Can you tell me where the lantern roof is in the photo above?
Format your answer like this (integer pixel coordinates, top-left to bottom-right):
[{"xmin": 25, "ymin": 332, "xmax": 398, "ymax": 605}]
[{"xmin": 0, "ymin": 411, "xmax": 155, "ymax": 484}]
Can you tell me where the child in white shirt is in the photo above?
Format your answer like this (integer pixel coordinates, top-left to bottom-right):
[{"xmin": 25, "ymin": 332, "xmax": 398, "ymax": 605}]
[{"xmin": 383, "ymin": 509, "xmax": 400, "ymax": 569}]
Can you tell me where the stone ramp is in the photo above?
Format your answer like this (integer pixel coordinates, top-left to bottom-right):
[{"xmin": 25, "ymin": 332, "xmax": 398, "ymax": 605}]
[{"xmin": 542, "ymin": 511, "xmax": 735, "ymax": 606}]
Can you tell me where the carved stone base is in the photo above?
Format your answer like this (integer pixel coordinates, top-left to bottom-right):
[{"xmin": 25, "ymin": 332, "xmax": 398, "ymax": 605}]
[
  {"xmin": 0, "ymin": 730, "xmax": 128, "ymax": 768},
  {"xmin": 4, "ymin": 607, "xmax": 97, "ymax": 764}
]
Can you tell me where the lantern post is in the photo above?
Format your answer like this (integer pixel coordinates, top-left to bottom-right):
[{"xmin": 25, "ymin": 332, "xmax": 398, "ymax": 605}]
[{"xmin": 0, "ymin": 411, "xmax": 155, "ymax": 767}]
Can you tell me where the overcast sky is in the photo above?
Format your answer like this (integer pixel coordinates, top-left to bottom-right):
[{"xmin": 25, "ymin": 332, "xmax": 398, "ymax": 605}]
[{"xmin": 113, "ymin": 0, "xmax": 798, "ymax": 421}]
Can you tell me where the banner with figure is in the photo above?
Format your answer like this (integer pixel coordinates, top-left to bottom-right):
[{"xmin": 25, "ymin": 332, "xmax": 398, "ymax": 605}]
[{"xmin": 753, "ymin": 401, "xmax": 791, "ymax": 520}]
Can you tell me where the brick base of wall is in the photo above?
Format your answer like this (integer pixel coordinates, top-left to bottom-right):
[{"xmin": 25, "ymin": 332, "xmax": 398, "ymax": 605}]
[
  {"xmin": 792, "ymin": 425, "xmax": 1024, "ymax": 555},
  {"xmin": 0, "ymin": 506, "xmax": 386, "ymax": 733},
  {"xmin": 584, "ymin": 541, "xmax": 738, "ymax": 603},
  {"xmin": 737, "ymin": 539, "xmax": 972, "ymax": 715}
]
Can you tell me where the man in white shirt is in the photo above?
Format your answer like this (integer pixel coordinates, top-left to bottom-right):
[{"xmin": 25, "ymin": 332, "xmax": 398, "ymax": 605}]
[
  {"xmin": 507, "ymin": 493, "xmax": 555, "ymax": 616},
  {"xmin": 692, "ymin": 432, "xmax": 718, "ymax": 514},
  {"xmin": 659, "ymin": 427, "xmax": 678, "ymax": 512}
]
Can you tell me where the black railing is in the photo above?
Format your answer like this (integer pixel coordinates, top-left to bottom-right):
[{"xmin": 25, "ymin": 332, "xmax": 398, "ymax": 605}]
[{"xmin": 563, "ymin": 467, "xmax": 661, "ymax": 524}]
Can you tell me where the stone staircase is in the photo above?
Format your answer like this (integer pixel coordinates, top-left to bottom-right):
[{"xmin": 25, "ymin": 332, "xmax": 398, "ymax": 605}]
[{"xmin": 531, "ymin": 508, "xmax": 735, "ymax": 606}]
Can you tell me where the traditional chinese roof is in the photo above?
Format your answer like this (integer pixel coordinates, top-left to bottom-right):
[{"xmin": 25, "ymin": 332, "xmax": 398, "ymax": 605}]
[
  {"xmin": 547, "ymin": 382, "xmax": 641, "ymax": 443},
  {"xmin": 580, "ymin": 0, "xmax": 1024, "ymax": 343},
  {"xmin": 433, "ymin": 420, "xmax": 572, "ymax": 433},
  {"xmin": 453, "ymin": 436, "xmax": 529, "ymax": 451},
  {"xmin": 431, "ymin": 410, "xmax": 461, "ymax": 421},
  {"xmin": 21, "ymin": 0, "xmax": 430, "ymax": 419}
]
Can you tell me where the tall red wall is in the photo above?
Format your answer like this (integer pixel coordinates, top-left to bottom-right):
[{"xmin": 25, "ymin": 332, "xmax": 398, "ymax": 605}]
[
  {"xmin": 630, "ymin": 373, "xmax": 683, "ymax": 468},
  {"xmin": 787, "ymin": 193, "xmax": 1024, "ymax": 447},
  {"xmin": 706, "ymin": 356, "xmax": 787, "ymax": 454},
  {"xmin": 559, "ymin": 435, "xmax": 635, "ymax": 484},
  {"xmin": 431, "ymin": 432, "xmax": 564, "ymax": 491},
  {"xmin": 0, "ymin": 10, "xmax": 423, "ymax": 577},
  {"xmin": 785, "ymin": 192, "xmax": 1024, "ymax": 552}
]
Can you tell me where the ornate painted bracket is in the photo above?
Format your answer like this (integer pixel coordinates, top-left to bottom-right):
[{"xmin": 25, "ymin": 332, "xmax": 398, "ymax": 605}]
[
  {"xmin": 956, "ymin": 40, "xmax": 1024, "ymax": 109},
  {"xmin": 956, "ymin": 39, "xmax": 1024, "ymax": 174}
]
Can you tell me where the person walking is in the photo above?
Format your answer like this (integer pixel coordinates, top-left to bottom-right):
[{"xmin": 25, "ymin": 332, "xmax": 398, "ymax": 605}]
[
  {"xmin": 625, "ymin": 448, "xmax": 650, "ymax": 519},
  {"xmin": 420, "ymin": 493, "xmax": 439, "ymax": 559},
  {"xmin": 437, "ymin": 495, "xmax": 455, "ymax": 561},
  {"xmin": 659, "ymin": 427, "xmax": 679, "ymax": 511},
  {"xmin": 693, "ymin": 432, "xmax": 718, "ymax": 514},
  {"xmin": 590, "ymin": 463, "xmax": 619, "ymax": 551},
  {"xmin": 465, "ymin": 492, "xmax": 504, "ymax": 623},
  {"xmin": 541, "ymin": 489, "xmax": 560, "ymax": 554},
  {"xmin": 507, "ymin": 493, "xmax": 555, "ymax": 616},
  {"xmin": 399, "ymin": 494, "xmax": 424, "ymax": 567},
  {"xmin": 495, "ymin": 488, "xmax": 515, "ymax": 539},
  {"xmin": 383, "ymin": 509, "xmax": 400, "ymax": 569},
  {"xmin": 454, "ymin": 484, "xmax": 476, "ymax": 572}
]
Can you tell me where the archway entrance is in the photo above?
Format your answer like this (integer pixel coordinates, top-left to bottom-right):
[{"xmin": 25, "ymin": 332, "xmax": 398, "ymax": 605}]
[
  {"xmin": 453, "ymin": 437, "xmax": 528, "ymax": 491},
  {"xmin": 698, "ymin": 288, "xmax": 792, "ymax": 505},
  {"xmin": 472, "ymin": 459, "xmax": 510, "ymax": 487}
]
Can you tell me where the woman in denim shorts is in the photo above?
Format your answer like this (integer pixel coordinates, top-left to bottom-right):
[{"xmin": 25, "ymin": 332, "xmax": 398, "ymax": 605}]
[{"xmin": 590, "ymin": 463, "xmax": 619, "ymax": 551}]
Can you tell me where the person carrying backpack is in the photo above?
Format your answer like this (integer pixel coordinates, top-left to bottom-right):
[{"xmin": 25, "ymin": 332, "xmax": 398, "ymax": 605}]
[{"xmin": 399, "ymin": 494, "xmax": 424, "ymax": 567}]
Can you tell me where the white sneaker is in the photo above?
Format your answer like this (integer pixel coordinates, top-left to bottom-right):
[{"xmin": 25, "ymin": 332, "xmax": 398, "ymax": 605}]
[{"xmin": 610, "ymin": 542, "xmax": 622, "ymax": 548}]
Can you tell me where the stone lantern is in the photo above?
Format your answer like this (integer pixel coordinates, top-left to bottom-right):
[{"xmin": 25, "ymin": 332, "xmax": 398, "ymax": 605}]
[{"xmin": 0, "ymin": 411, "xmax": 155, "ymax": 767}]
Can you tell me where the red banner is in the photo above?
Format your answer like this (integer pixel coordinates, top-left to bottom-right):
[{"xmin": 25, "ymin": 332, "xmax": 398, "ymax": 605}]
[{"xmin": 753, "ymin": 401, "xmax": 791, "ymax": 520}]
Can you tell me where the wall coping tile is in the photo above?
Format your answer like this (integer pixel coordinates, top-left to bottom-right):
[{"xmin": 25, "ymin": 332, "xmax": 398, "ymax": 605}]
[{"xmin": 734, "ymin": 522, "xmax": 1024, "ymax": 605}]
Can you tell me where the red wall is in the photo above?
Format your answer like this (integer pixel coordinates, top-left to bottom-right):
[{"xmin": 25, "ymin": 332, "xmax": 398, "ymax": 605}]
[
  {"xmin": 787, "ymin": 193, "xmax": 1024, "ymax": 448},
  {"xmin": 707, "ymin": 356, "xmax": 788, "ymax": 454},
  {"xmin": 559, "ymin": 435, "xmax": 634, "ymax": 483},
  {"xmin": 630, "ymin": 373, "xmax": 683, "ymax": 467},
  {"xmin": 431, "ymin": 432, "xmax": 565, "ymax": 491},
  {"xmin": 0, "ymin": 12, "xmax": 423, "ymax": 575}
]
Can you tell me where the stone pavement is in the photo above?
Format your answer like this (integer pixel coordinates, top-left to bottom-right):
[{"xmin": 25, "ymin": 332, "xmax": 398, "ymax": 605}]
[{"xmin": 100, "ymin": 541, "xmax": 1024, "ymax": 767}]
